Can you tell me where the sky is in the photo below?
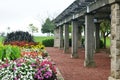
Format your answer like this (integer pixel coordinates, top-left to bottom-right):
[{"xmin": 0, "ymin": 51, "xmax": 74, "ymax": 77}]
[{"xmin": 0, "ymin": 0, "xmax": 75, "ymax": 36}]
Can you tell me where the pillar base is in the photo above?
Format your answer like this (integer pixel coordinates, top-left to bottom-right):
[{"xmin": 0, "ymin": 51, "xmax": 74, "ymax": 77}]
[
  {"xmin": 108, "ymin": 76, "xmax": 120, "ymax": 80},
  {"xmin": 71, "ymin": 53, "xmax": 79, "ymax": 58},
  {"xmin": 84, "ymin": 60, "xmax": 96, "ymax": 67}
]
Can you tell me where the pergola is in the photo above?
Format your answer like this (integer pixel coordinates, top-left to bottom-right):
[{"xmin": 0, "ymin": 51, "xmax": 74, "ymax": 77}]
[{"xmin": 54, "ymin": 0, "xmax": 120, "ymax": 80}]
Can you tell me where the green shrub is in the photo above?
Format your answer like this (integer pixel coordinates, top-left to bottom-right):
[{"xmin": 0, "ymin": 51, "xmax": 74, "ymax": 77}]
[
  {"xmin": 42, "ymin": 39, "xmax": 54, "ymax": 47},
  {"xmin": 0, "ymin": 36, "xmax": 5, "ymax": 43},
  {"xmin": 0, "ymin": 44, "xmax": 4, "ymax": 60},
  {"xmin": 0, "ymin": 43, "xmax": 21, "ymax": 61},
  {"xmin": 80, "ymin": 38, "xmax": 104, "ymax": 48},
  {"xmin": 4, "ymin": 31, "xmax": 34, "ymax": 43}
]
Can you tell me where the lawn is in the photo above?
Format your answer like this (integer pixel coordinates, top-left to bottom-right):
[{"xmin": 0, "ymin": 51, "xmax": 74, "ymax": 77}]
[
  {"xmin": 106, "ymin": 37, "xmax": 110, "ymax": 47},
  {"xmin": 101, "ymin": 37, "xmax": 111, "ymax": 48},
  {"xmin": 34, "ymin": 36, "xmax": 54, "ymax": 43}
]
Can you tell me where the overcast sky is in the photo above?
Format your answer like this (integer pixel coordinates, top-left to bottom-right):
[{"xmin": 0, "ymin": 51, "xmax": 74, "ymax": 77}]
[{"xmin": 0, "ymin": 0, "xmax": 75, "ymax": 36}]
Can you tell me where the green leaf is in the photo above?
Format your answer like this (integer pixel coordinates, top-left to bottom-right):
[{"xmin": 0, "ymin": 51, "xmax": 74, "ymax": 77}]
[
  {"xmin": 5, "ymin": 45, "xmax": 12, "ymax": 60},
  {"xmin": 0, "ymin": 46, "xmax": 4, "ymax": 60},
  {"xmin": 11, "ymin": 46, "xmax": 21, "ymax": 59}
]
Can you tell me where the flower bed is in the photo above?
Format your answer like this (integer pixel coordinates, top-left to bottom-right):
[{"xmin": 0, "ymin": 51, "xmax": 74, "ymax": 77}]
[
  {"xmin": 0, "ymin": 56, "xmax": 57, "ymax": 80},
  {"xmin": 0, "ymin": 42, "xmax": 57, "ymax": 80}
]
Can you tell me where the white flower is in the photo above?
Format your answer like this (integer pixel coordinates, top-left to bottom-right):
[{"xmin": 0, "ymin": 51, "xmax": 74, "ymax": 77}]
[
  {"xmin": 29, "ymin": 76, "xmax": 33, "ymax": 79},
  {"xmin": 21, "ymin": 75, "xmax": 23, "ymax": 78}
]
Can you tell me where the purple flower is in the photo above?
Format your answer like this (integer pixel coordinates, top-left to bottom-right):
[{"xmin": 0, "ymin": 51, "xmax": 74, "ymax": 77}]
[
  {"xmin": 17, "ymin": 63, "xmax": 21, "ymax": 67},
  {"xmin": 37, "ymin": 75, "xmax": 43, "ymax": 80},
  {"xmin": 31, "ymin": 63, "xmax": 36, "ymax": 67},
  {"xmin": 40, "ymin": 67, "xmax": 46, "ymax": 71},
  {"xmin": 43, "ymin": 71, "xmax": 52, "ymax": 79},
  {"xmin": 34, "ymin": 72, "xmax": 44, "ymax": 80},
  {"xmin": 14, "ymin": 77, "xmax": 18, "ymax": 80},
  {"xmin": 38, "ymin": 70, "xmax": 42, "ymax": 74}
]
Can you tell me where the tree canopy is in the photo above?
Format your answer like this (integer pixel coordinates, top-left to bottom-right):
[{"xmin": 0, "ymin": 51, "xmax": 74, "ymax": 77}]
[
  {"xmin": 28, "ymin": 24, "xmax": 38, "ymax": 34},
  {"xmin": 41, "ymin": 18, "xmax": 55, "ymax": 35},
  {"xmin": 100, "ymin": 19, "xmax": 111, "ymax": 48}
]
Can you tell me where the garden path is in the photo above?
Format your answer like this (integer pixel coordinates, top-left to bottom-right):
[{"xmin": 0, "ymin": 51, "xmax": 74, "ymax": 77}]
[{"xmin": 46, "ymin": 47, "xmax": 110, "ymax": 80}]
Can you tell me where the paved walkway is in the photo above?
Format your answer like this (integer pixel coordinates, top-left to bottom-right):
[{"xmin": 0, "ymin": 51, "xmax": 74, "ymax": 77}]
[{"xmin": 46, "ymin": 47, "xmax": 110, "ymax": 80}]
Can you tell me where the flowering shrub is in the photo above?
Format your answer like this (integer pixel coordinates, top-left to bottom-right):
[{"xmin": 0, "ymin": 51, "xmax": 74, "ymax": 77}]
[
  {"xmin": 21, "ymin": 51, "xmax": 38, "ymax": 58},
  {"xmin": 0, "ymin": 56, "xmax": 57, "ymax": 80},
  {"xmin": 21, "ymin": 51, "xmax": 48, "ymax": 58},
  {"xmin": 34, "ymin": 59, "xmax": 57, "ymax": 80},
  {"xmin": 21, "ymin": 43, "xmax": 48, "ymax": 58},
  {"xmin": 4, "ymin": 41, "xmax": 38, "ymax": 47},
  {"xmin": 0, "ymin": 38, "xmax": 57, "ymax": 80},
  {"xmin": 2, "ymin": 41, "xmax": 48, "ymax": 58},
  {"xmin": 21, "ymin": 43, "xmax": 45, "ymax": 51}
]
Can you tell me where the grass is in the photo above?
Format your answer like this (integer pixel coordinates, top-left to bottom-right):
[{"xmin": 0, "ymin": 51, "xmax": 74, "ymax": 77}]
[
  {"xmin": 101, "ymin": 37, "xmax": 110, "ymax": 48},
  {"xmin": 106, "ymin": 37, "xmax": 110, "ymax": 48},
  {"xmin": 34, "ymin": 36, "xmax": 54, "ymax": 43}
]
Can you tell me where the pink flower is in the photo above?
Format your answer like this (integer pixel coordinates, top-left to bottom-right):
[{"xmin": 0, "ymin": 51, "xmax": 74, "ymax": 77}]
[
  {"xmin": 17, "ymin": 63, "xmax": 22, "ymax": 67},
  {"xmin": 13, "ymin": 67, "xmax": 16, "ymax": 71},
  {"xmin": 2, "ymin": 63, "xmax": 9, "ymax": 68}
]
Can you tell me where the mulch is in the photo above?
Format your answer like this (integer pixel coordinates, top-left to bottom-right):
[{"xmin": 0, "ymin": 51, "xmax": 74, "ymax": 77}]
[{"xmin": 46, "ymin": 47, "xmax": 110, "ymax": 80}]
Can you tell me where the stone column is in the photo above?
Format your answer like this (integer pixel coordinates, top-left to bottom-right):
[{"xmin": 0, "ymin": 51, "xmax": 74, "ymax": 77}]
[
  {"xmin": 59, "ymin": 26, "xmax": 63, "ymax": 49},
  {"xmin": 84, "ymin": 14, "xmax": 96, "ymax": 67},
  {"xmin": 95, "ymin": 23, "xmax": 100, "ymax": 49},
  {"xmin": 78, "ymin": 26, "xmax": 82, "ymax": 48},
  {"xmin": 109, "ymin": 3, "xmax": 120, "ymax": 80},
  {"xmin": 54, "ymin": 27, "xmax": 60, "ymax": 47},
  {"xmin": 71, "ymin": 20, "xmax": 79, "ymax": 58},
  {"xmin": 64, "ymin": 23, "xmax": 69, "ymax": 53}
]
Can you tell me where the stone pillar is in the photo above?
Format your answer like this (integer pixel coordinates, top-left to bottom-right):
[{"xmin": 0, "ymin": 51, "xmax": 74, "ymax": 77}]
[
  {"xmin": 84, "ymin": 14, "xmax": 96, "ymax": 67},
  {"xmin": 71, "ymin": 20, "xmax": 79, "ymax": 58},
  {"xmin": 95, "ymin": 23, "xmax": 100, "ymax": 49},
  {"xmin": 109, "ymin": 3, "xmax": 120, "ymax": 80},
  {"xmin": 78, "ymin": 26, "xmax": 82, "ymax": 48},
  {"xmin": 59, "ymin": 26, "xmax": 63, "ymax": 49},
  {"xmin": 64, "ymin": 23, "xmax": 69, "ymax": 53},
  {"xmin": 54, "ymin": 27, "xmax": 60, "ymax": 47}
]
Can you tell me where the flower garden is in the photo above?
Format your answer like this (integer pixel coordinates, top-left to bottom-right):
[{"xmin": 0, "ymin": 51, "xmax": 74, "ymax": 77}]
[{"xmin": 0, "ymin": 31, "xmax": 57, "ymax": 80}]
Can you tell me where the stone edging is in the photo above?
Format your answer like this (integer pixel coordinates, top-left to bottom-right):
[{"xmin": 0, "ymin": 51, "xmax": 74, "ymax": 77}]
[{"xmin": 56, "ymin": 67, "xmax": 64, "ymax": 80}]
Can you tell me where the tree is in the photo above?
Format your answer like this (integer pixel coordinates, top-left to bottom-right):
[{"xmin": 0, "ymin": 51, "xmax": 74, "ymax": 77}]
[
  {"xmin": 100, "ymin": 19, "xmax": 110, "ymax": 48},
  {"xmin": 0, "ymin": 32, "xmax": 5, "ymax": 37},
  {"xmin": 41, "ymin": 18, "xmax": 55, "ymax": 36},
  {"xmin": 28, "ymin": 24, "xmax": 38, "ymax": 35}
]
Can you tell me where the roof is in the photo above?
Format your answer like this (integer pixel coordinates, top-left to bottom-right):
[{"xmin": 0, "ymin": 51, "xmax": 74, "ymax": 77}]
[{"xmin": 54, "ymin": 0, "xmax": 95, "ymax": 23}]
